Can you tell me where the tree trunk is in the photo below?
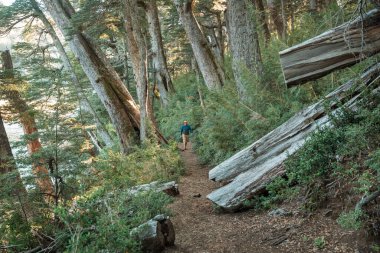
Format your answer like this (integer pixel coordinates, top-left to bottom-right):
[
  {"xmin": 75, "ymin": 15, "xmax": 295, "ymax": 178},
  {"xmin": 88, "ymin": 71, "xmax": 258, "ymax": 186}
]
[
  {"xmin": 0, "ymin": 112, "xmax": 30, "ymax": 219},
  {"xmin": 279, "ymin": 8, "xmax": 380, "ymax": 87},
  {"xmin": 123, "ymin": 0, "xmax": 167, "ymax": 144},
  {"xmin": 216, "ymin": 12, "xmax": 225, "ymax": 61},
  {"xmin": 267, "ymin": 0, "xmax": 286, "ymax": 40},
  {"xmin": 227, "ymin": 0, "xmax": 263, "ymax": 100},
  {"xmin": 207, "ymin": 62, "xmax": 380, "ymax": 211},
  {"xmin": 254, "ymin": 0, "xmax": 271, "ymax": 45},
  {"xmin": 310, "ymin": 0, "xmax": 317, "ymax": 12},
  {"xmin": 204, "ymin": 25, "xmax": 223, "ymax": 63},
  {"xmin": 42, "ymin": 0, "xmax": 140, "ymax": 153},
  {"xmin": 30, "ymin": 0, "xmax": 114, "ymax": 148},
  {"xmin": 1, "ymin": 50, "xmax": 54, "ymax": 195},
  {"xmin": 145, "ymin": 0, "xmax": 174, "ymax": 107},
  {"xmin": 123, "ymin": 0, "xmax": 150, "ymax": 142},
  {"xmin": 0, "ymin": 112, "xmax": 16, "ymax": 174},
  {"xmin": 280, "ymin": 0, "xmax": 287, "ymax": 40},
  {"xmin": 173, "ymin": 0, "xmax": 225, "ymax": 90}
]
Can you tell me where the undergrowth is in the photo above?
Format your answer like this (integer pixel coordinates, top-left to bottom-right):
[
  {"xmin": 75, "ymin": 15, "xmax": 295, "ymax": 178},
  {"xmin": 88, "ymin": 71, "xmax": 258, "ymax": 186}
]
[
  {"xmin": 0, "ymin": 141, "xmax": 183, "ymax": 252},
  {"xmin": 54, "ymin": 141, "xmax": 183, "ymax": 252}
]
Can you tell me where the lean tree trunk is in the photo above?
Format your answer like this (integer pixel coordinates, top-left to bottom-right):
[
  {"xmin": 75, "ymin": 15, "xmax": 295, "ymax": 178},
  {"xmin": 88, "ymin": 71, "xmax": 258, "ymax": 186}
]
[
  {"xmin": 279, "ymin": 8, "xmax": 380, "ymax": 87},
  {"xmin": 267, "ymin": 0, "xmax": 286, "ymax": 40},
  {"xmin": 207, "ymin": 62, "xmax": 380, "ymax": 211},
  {"xmin": 30, "ymin": 0, "xmax": 113, "ymax": 148},
  {"xmin": 227, "ymin": 0, "xmax": 263, "ymax": 100},
  {"xmin": 145, "ymin": 0, "xmax": 174, "ymax": 107},
  {"xmin": 0, "ymin": 112, "xmax": 17, "ymax": 174},
  {"xmin": 42, "ymin": 0, "xmax": 140, "ymax": 153},
  {"xmin": 253, "ymin": 0, "xmax": 271, "ymax": 45},
  {"xmin": 0, "ymin": 112, "xmax": 30, "ymax": 217},
  {"xmin": 204, "ymin": 25, "xmax": 223, "ymax": 64},
  {"xmin": 1, "ymin": 50, "xmax": 54, "ymax": 195},
  {"xmin": 173, "ymin": 0, "xmax": 225, "ymax": 90}
]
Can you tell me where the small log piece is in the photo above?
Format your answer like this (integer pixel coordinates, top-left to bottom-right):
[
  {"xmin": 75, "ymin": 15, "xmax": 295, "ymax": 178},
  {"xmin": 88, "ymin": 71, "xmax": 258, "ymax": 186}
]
[{"xmin": 131, "ymin": 215, "xmax": 175, "ymax": 253}]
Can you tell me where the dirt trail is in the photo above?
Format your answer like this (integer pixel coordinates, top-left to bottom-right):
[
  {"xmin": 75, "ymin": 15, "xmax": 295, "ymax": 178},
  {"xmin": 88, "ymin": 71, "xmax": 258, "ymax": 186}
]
[{"xmin": 164, "ymin": 143, "xmax": 361, "ymax": 253}]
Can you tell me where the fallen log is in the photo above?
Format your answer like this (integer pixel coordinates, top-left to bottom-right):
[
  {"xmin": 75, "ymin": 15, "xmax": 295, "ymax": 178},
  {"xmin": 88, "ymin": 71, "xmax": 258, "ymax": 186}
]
[
  {"xmin": 128, "ymin": 181, "xmax": 179, "ymax": 197},
  {"xmin": 207, "ymin": 63, "xmax": 380, "ymax": 211},
  {"xmin": 131, "ymin": 214, "xmax": 175, "ymax": 253},
  {"xmin": 279, "ymin": 8, "xmax": 380, "ymax": 87}
]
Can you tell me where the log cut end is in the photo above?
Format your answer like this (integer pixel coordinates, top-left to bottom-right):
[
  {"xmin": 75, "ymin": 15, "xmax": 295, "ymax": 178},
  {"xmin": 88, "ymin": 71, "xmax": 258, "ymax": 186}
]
[{"xmin": 131, "ymin": 215, "xmax": 175, "ymax": 253}]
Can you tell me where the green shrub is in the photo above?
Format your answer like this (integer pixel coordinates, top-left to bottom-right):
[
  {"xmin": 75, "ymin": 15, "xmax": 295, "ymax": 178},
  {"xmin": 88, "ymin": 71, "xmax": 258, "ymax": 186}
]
[
  {"xmin": 53, "ymin": 142, "xmax": 182, "ymax": 252},
  {"xmin": 93, "ymin": 141, "xmax": 183, "ymax": 189},
  {"xmin": 56, "ymin": 189, "xmax": 172, "ymax": 252},
  {"xmin": 337, "ymin": 209, "xmax": 363, "ymax": 230},
  {"xmin": 314, "ymin": 236, "xmax": 326, "ymax": 249}
]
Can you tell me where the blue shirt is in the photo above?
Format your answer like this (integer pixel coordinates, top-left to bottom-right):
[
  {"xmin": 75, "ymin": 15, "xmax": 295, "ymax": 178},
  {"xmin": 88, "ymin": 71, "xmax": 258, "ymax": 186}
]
[{"xmin": 180, "ymin": 125, "xmax": 192, "ymax": 135}]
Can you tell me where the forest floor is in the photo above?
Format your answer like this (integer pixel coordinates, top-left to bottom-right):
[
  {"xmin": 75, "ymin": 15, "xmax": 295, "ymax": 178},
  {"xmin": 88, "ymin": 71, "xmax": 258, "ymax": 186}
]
[{"xmin": 163, "ymin": 143, "xmax": 372, "ymax": 253}]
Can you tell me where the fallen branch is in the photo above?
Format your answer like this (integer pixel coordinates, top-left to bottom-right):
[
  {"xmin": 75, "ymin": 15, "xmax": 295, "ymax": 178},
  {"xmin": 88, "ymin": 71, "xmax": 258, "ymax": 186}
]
[{"xmin": 355, "ymin": 189, "xmax": 380, "ymax": 211}]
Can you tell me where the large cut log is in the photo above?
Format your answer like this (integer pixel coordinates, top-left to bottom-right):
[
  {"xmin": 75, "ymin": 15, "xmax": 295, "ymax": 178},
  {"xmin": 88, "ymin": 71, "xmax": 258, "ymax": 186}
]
[
  {"xmin": 207, "ymin": 63, "xmax": 380, "ymax": 211},
  {"xmin": 131, "ymin": 214, "xmax": 175, "ymax": 253},
  {"xmin": 279, "ymin": 8, "xmax": 380, "ymax": 87}
]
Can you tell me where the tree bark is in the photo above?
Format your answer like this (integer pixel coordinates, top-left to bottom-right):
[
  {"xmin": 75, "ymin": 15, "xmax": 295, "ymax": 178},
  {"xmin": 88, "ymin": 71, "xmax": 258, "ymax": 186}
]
[
  {"xmin": 0, "ymin": 112, "xmax": 16, "ymax": 174},
  {"xmin": 173, "ymin": 0, "xmax": 225, "ymax": 90},
  {"xmin": 145, "ymin": 0, "xmax": 174, "ymax": 107},
  {"xmin": 0, "ymin": 111, "xmax": 31, "ymax": 220},
  {"xmin": 207, "ymin": 62, "xmax": 380, "ymax": 211},
  {"xmin": 310, "ymin": 0, "xmax": 318, "ymax": 12},
  {"xmin": 1, "ymin": 50, "xmax": 54, "ymax": 195},
  {"xmin": 280, "ymin": 0, "xmax": 287, "ymax": 40},
  {"xmin": 30, "ymin": 0, "xmax": 114, "ymax": 148},
  {"xmin": 123, "ymin": 0, "xmax": 150, "ymax": 142},
  {"xmin": 42, "ymin": 0, "xmax": 140, "ymax": 153},
  {"xmin": 215, "ymin": 12, "xmax": 225, "ymax": 61},
  {"xmin": 267, "ymin": 0, "xmax": 286, "ymax": 40},
  {"xmin": 279, "ymin": 8, "xmax": 380, "ymax": 87},
  {"xmin": 253, "ymin": 0, "xmax": 271, "ymax": 45},
  {"xmin": 227, "ymin": 0, "xmax": 263, "ymax": 100},
  {"xmin": 123, "ymin": 0, "xmax": 167, "ymax": 144}
]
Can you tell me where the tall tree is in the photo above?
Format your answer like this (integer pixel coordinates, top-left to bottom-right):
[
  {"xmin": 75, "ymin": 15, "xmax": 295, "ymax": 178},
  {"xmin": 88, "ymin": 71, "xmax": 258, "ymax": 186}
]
[
  {"xmin": 29, "ymin": 0, "xmax": 113, "ymax": 148},
  {"xmin": 144, "ymin": 0, "xmax": 174, "ymax": 107},
  {"xmin": 253, "ymin": 0, "xmax": 271, "ymax": 45},
  {"xmin": 122, "ymin": 0, "xmax": 150, "ymax": 141},
  {"xmin": 41, "ymin": 0, "xmax": 142, "ymax": 153},
  {"xmin": 267, "ymin": 0, "xmax": 287, "ymax": 40},
  {"xmin": 0, "ymin": 112, "xmax": 16, "ymax": 174},
  {"xmin": 227, "ymin": 0, "xmax": 263, "ymax": 99},
  {"xmin": 1, "ymin": 50, "xmax": 54, "ymax": 195},
  {"xmin": 0, "ymin": 111, "xmax": 29, "ymax": 217},
  {"xmin": 173, "ymin": 0, "xmax": 225, "ymax": 90},
  {"xmin": 310, "ymin": 0, "xmax": 317, "ymax": 12}
]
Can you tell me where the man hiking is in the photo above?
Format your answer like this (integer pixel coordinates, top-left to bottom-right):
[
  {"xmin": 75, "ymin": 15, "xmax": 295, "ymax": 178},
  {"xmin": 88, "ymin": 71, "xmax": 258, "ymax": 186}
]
[{"xmin": 180, "ymin": 120, "xmax": 192, "ymax": 151}]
